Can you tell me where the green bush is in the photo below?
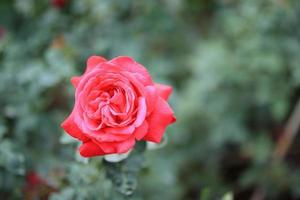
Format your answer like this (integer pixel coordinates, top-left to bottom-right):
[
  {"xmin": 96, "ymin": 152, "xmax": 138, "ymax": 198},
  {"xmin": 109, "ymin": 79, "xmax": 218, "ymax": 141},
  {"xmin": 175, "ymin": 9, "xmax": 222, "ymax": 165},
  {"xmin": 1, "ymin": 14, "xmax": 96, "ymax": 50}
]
[{"xmin": 0, "ymin": 0, "xmax": 300, "ymax": 199}]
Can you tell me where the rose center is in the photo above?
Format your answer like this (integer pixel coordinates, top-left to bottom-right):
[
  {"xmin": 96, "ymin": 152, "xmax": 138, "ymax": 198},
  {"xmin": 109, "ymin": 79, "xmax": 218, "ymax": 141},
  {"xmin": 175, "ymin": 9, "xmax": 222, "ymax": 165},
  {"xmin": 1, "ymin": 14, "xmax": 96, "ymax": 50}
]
[{"xmin": 89, "ymin": 86, "xmax": 135, "ymax": 128}]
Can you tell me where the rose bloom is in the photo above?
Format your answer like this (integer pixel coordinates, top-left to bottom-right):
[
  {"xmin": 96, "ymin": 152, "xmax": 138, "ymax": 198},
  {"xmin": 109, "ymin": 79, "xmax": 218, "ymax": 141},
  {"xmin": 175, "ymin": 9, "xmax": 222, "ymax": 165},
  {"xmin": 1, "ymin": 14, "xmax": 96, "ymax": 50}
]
[
  {"xmin": 50, "ymin": 0, "xmax": 67, "ymax": 8},
  {"xmin": 61, "ymin": 56, "xmax": 176, "ymax": 157}
]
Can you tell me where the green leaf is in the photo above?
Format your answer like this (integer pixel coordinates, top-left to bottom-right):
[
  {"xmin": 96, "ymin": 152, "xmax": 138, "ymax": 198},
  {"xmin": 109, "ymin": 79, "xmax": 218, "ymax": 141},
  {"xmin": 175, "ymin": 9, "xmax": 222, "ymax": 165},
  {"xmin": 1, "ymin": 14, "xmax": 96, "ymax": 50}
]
[{"xmin": 104, "ymin": 142, "xmax": 146, "ymax": 196}]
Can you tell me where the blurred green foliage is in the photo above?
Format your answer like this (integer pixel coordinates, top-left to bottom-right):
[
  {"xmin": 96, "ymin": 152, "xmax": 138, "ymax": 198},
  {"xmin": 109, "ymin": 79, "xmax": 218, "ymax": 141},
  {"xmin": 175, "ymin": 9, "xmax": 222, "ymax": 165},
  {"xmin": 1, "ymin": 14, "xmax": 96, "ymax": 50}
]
[{"xmin": 0, "ymin": 0, "xmax": 300, "ymax": 199}]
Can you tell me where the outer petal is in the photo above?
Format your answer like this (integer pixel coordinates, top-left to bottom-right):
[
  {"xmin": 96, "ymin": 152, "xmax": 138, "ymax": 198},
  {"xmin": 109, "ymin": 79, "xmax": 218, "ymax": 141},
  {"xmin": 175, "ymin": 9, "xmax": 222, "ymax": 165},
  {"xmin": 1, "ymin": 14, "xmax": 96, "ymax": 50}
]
[
  {"xmin": 70, "ymin": 56, "xmax": 107, "ymax": 88},
  {"xmin": 61, "ymin": 108, "xmax": 89, "ymax": 142},
  {"xmin": 109, "ymin": 56, "xmax": 153, "ymax": 85},
  {"xmin": 144, "ymin": 97, "xmax": 176, "ymax": 143},
  {"xmin": 115, "ymin": 138, "xmax": 135, "ymax": 153},
  {"xmin": 102, "ymin": 126, "xmax": 135, "ymax": 135},
  {"xmin": 134, "ymin": 121, "xmax": 148, "ymax": 140},
  {"xmin": 77, "ymin": 126, "xmax": 132, "ymax": 142},
  {"xmin": 93, "ymin": 137, "xmax": 135, "ymax": 154},
  {"xmin": 95, "ymin": 133, "xmax": 132, "ymax": 142},
  {"xmin": 86, "ymin": 56, "xmax": 107, "ymax": 73},
  {"xmin": 71, "ymin": 76, "xmax": 81, "ymax": 88},
  {"xmin": 133, "ymin": 97, "xmax": 147, "ymax": 127},
  {"xmin": 145, "ymin": 85, "xmax": 158, "ymax": 115},
  {"xmin": 154, "ymin": 83, "xmax": 173, "ymax": 100},
  {"xmin": 79, "ymin": 141, "xmax": 106, "ymax": 157}
]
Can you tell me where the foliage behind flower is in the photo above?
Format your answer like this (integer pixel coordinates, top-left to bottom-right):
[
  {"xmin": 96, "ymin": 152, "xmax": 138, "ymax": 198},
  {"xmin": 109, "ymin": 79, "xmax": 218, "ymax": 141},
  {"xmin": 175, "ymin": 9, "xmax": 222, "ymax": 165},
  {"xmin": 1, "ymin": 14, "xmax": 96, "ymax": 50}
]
[{"xmin": 1, "ymin": 0, "xmax": 300, "ymax": 199}]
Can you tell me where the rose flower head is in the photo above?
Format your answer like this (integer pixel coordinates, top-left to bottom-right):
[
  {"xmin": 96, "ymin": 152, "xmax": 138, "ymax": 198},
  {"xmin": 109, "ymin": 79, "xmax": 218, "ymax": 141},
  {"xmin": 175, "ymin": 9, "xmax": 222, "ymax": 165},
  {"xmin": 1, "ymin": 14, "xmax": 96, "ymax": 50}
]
[{"xmin": 61, "ymin": 56, "xmax": 176, "ymax": 157}]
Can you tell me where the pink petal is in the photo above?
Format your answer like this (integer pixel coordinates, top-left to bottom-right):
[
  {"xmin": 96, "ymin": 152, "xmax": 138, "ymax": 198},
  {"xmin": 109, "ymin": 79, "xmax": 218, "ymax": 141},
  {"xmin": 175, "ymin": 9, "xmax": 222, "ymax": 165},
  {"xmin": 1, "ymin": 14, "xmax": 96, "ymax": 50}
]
[
  {"xmin": 61, "ymin": 108, "xmax": 89, "ymax": 142},
  {"xmin": 134, "ymin": 121, "xmax": 148, "ymax": 140},
  {"xmin": 76, "ymin": 126, "xmax": 131, "ymax": 142},
  {"xmin": 93, "ymin": 137, "xmax": 135, "ymax": 154},
  {"xmin": 71, "ymin": 76, "xmax": 81, "ymax": 88},
  {"xmin": 83, "ymin": 113, "xmax": 103, "ymax": 131},
  {"xmin": 96, "ymin": 133, "xmax": 131, "ymax": 142},
  {"xmin": 154, "ymin": 83, "xmax": 173, "ymax": 100},
  {"xmin": 115, "ymin": 138, "xmax": 135, "ymax": 153},
  {"xmin": 109, "ymin": 56, "xmax": 153, "ymax": 85},
  {"xmin": 102, "ymin": 125, "xmax": 135, "ymax": 135},
  {"xmin": 85, "ymin": 56, "xmax": 107, "ymax": 73},
  {"xmin": 144, "ymin": 97, "xmax": 176, "ymax": 143},
  {"xmin": 79, "ymin": 141, "xmax": 106, "ymax": 157},
  {"xmin": 121, "ymin": 71, "xmax": 145, "ymax": 96},
  {"xmin": 145, "ymin": 85, "xmax": 158, "ymax": 115},
  {"xmin": 133, "ymin": 97, "xmax": 147, "ymax": 127}
]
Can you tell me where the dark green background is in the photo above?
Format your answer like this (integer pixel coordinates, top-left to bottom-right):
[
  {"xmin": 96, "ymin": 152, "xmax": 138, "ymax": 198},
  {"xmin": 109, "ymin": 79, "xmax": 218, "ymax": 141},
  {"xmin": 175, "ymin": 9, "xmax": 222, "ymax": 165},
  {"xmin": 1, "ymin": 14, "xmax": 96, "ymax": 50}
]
[{"xmin": 0, "ymin": 0, "xmax": 300, "ymax": 199}]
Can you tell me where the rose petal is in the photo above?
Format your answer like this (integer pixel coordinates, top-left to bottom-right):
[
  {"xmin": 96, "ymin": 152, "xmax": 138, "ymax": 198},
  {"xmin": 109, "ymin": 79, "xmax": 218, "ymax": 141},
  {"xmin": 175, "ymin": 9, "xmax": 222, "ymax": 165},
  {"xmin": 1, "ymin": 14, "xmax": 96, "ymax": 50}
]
[
  {"xmin": 134, "ymin": 121, "xmax": 148, "ymax": 140},
  {"xmin": 86, "ymin": 56, "xmax": 107, "ymax": 73},
  {"xmin": 109, "ymin": 56, "xmax": 152, "ymax": 85},
  {"xmin": 102, "ymin": 125, "xmax": 135, "ymax": 135},
  {"xmin": 61, "ymin": 108, "xmax": 89, "ymax": 142},
  {"xmin": 79, "ymin": 141, "xmax": 106, "ymax": 157},
  {"xmin": 144, "ymin": 97, "xmax": 176, "ymax": 143},
  {"xmin": 71, "ymin": 76, "xmax": 81, "ymax": 88},
  {"xmin": 93, "ymin": 137, "xmax": 135, "ymax": 154},
  {"xmin": 116, "ymin": 138, "xmax": 135, "ymax": 153},
  {"xmin": 83, "ymin": 113, "xmax": 103, "ymax": 131},
  {"xmin": 145, "ymin": 85, "xmax": 158, "ymax": 115},
  {"xmin": 154, "ymin": 83, "xmax": 173, "ymax": 100},
  {"xmin": 71, "ymin": 56, "xmax": 106, "ymax": 88},
  {"xmin": 76, "ymin": 127, "xmax": 131, "ymax": 142},
  {"xmin": 96, "ymin": 133, "xmax": 132, "ymax": 142},
  {"xmin": 133, "ymin": 97, "xmax": 147, "ymax": 127}
]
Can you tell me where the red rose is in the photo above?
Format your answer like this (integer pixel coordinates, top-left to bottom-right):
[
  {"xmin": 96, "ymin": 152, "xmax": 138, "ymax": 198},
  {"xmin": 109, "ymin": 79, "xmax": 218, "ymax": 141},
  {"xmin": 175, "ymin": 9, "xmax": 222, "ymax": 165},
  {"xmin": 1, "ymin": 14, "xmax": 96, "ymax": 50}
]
[
  {"xmin": 26, "ymin": 171, "xmax": 47, "ymax": 186},
  {"xmin": 61, "ymin": 56, "xmax": 176, "ymax": 157},
  {"xmin": 50, "ymin": 0, "xmax": 67, "ymax": 9},
  {"xmin": 24, "ymin": 171, "xmax": 57, "ymax": 199}
]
